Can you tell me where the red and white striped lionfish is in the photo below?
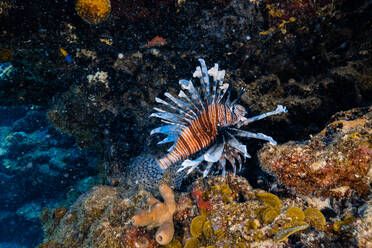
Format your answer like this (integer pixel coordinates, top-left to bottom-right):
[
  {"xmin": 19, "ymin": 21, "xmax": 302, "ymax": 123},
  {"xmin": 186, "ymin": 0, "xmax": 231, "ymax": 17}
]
[{"xmin": 150, "ymin": 59, "xmax": 287, "ymax": 177}]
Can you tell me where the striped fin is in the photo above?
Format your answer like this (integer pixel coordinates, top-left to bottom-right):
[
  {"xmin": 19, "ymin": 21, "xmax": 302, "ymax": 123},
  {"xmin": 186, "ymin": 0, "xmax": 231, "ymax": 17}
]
[
  {"xmin": 155, "ymin": 97, "xmax": 195, "ymax": 120},
  {"xmin": 177, "ymin": 140, "xmax": 224, "ymax": 175},
  {"xmin": 150, "ymin": 110, "xmax": 190, "ymax": 124},
  {"xmin": 179, "ymin": 79, "xmax": 205, "ymax": 111},
  {"xmin": 217, "ymin": 83, "xmax": 229, "ymax": 103},
  {"xmin": 193, "ymin": 59, "xmax": 211, "ymax": 103},
  {"xmin": 178, "ymin": 90, "xmax": 199, "ymax": 115},
  {"xmin": 163, "ymin": 93, "xmax": 196, "ymax": 118},
  {"xmin": 209, "ymin": 63, "xmax": 219, "ymax": 103}
]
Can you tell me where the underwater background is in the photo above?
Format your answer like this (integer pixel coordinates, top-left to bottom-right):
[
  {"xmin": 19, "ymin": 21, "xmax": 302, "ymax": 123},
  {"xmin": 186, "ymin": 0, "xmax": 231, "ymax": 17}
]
[{"xmin": 0, "ymin": 0, "xmax": 371, "ymax": 247}]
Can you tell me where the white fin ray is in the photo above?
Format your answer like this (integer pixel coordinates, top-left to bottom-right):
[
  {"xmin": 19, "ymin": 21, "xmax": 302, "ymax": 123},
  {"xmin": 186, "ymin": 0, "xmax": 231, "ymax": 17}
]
[
  {"xmin": 155, "ymin": 97, "xmax": 195, "ymax": 121},
  {"xmin": 238, "ymin": 105, "xmax": 288, "ymax": 127},
  {"xmin": 226, "ymin": 132, "xmax": 251, "ymax": 158},
  {"xmin": 178, "ymin": 90, "xmax": 199, "ymax": 115},
  {"xmin": 217, "ymin": 83, "xmax": 229, "ymax": 103},
  {"xmin": 179, "ymin": 79, "xmax": 205, "ymax": 111},
  {"xmin": 228, "ymin": 128, "xmax": 277, "ymax": 145},
  {"xmin": 193, "ymin": 59, "xmax": 211, "ymax": 103},
  {"xmin": 204, "ymin": 139, "xmax": 224, "ymax": 163},
  {"xmin": 163, "ymin": 93, "xmax": 196, "ymax": 118},
  {"xmin": 203, "ymin": 162, "xmax": 214, "ymax": 178},
  {"xmin": 150, "ymin": 111, "xmax": 190, "ymax": 124},
  {"xmin": 177, "ymin": 155, "xmax": 204, "ymax": 175}
]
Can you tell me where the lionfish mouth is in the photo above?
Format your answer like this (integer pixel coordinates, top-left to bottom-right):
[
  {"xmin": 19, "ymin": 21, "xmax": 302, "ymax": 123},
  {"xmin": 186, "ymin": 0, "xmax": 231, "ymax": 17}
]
[{"xmin": 150, "ymin": 58, "xmax": 287, "ymax": 177}]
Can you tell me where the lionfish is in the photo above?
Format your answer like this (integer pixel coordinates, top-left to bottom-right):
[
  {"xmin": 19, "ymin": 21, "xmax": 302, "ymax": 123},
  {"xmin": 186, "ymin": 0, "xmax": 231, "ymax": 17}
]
[{"xmin": 150, "ymin": 59, "xmax": 287, "ymax": 177}]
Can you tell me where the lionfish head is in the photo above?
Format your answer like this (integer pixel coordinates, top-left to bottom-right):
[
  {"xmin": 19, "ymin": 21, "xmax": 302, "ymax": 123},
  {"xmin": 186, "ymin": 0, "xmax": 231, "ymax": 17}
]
[{"xmin": 231, "ymin": 104, "xmax": 247, "ymax": 125}]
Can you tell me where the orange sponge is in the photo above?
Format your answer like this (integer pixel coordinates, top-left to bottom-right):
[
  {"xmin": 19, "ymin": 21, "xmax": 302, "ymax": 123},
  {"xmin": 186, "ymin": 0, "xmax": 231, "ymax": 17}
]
[
  {"xmin": 75, "ymin": 0, "xmax": 111, "ymax": 24},
  {"xmin": 132, "ymin": 184, "xmax": 176, "ymax": 245}
]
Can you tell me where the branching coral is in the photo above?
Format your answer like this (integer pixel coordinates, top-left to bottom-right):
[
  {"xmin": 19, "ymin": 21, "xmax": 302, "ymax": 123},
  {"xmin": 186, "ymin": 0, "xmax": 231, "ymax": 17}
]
[{"xmin": 132, "ymin": 184, "xmax": 176, "ymax": 245}]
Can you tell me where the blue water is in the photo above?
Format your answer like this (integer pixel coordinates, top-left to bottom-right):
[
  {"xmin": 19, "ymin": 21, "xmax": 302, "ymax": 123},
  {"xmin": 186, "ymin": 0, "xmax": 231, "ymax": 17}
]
[{"xmin": 0, "ymin": 106, "xmax": 99, "ymax": 247}]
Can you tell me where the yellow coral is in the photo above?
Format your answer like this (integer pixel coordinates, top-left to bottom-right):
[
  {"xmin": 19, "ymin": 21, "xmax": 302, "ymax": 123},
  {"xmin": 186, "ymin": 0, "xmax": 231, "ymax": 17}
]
[
  {"xmin": 190, "ymin": 215, "xmax": 207, "ymax": 237},
  {"xmin": 184, "ymin": 237, "xmax": 200, "ymax": 248},
  {"xmin": 333, "ymin": 215, "xmax": 355, "ymax": 232},
  {"xmin": 132, "ymin": 184, "xmax": 176, "ymax": 245},
  {"xmin": 202, "ymin": 220, "xmax": 214, "ymax": 239},
  {"xmin": 75, "ymin": 0, "xmax": 111, "ymax": 24},
  {"xmin": 255, "ymin": 192, "xmax": 281, "ymax": 209},
  {"xmin": 261, "ymin": 207, "xmax": 280, "ymax": 224},
  {"xmin": 304, "ymin": 208, "xmax": 326, "ymax": 231},
  {"xmin": 286, "ymin": 206, "xmax": 305, "ymax": 221}
]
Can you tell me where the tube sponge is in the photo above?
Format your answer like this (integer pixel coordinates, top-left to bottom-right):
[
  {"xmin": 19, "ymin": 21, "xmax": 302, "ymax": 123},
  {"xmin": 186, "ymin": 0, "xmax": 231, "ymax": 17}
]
[{"xmin": 132, "ymin": 184, "xmax": 176, "ymax": 245}]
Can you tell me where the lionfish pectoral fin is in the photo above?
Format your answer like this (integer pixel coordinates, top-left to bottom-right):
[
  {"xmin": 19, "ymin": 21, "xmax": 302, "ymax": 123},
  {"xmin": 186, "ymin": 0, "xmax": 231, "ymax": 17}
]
[
  {"xmin": 229, "ymin": 128, "xmax": 277, "ymax": 145},
  {"xmin": 177, "ymin": 156, "xmax": 204, "ymax": 175},
  {"xmin": 150, "ymin": 125, "xmax": 181, "ymax": 136},
  {"xmin": 219, "ymin": 159, "xmax": 227, "ymax": 178},
  {"xmin": 204, "ymin": 141, "xmax": 224, "ymax": 163},
  {"xmin": 203, "ymin": 162, "xmax": 214, "ymax": 178},
  {"xmin": 157, "ymin": 136, "xmax": 177, "ymax": 145},
  {"xmin": 226, "ymin": 132, "xmax": 251, "ymax": 158}
]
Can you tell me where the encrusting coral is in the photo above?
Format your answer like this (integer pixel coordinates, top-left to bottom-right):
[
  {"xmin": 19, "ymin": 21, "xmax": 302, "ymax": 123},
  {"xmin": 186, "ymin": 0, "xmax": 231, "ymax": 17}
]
[
  {"xmin": 132, "ymin": 184, "xmax": 176, "ymax": 245},
  {"xmin": 75, "ymin": 0, "xmax": 111, "ymax": 24}
]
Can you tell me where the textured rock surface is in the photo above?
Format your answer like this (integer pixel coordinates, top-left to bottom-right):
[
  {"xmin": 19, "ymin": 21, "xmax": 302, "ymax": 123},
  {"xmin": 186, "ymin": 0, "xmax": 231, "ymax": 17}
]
[{"xmin": 259, "ymin": 107, "xmax": 372, "ymax": 198}]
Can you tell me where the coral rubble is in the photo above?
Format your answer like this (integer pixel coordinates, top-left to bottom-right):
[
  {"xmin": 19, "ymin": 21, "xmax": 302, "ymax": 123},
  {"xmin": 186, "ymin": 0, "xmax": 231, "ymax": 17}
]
[{"xmin": 259, "ymin": 107, "xmax": 372, "ymax": 198}]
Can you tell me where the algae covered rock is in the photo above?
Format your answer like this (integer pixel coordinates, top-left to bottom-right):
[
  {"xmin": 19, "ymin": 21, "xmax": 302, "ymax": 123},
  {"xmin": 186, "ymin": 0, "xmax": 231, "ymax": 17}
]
[
  {"xmin": 39, "ymin": 185, "xmax": 140, "ymax": 247},
  {"xmin": 259, "ymin": 107, "xmax": 372, "ymax": 198}
]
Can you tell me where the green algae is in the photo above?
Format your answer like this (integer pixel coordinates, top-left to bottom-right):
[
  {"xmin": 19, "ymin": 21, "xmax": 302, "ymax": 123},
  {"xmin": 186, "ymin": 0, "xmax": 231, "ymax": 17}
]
[{"xmin": 211, "ymin": 183, "xmax": 234, "ymax": 203}]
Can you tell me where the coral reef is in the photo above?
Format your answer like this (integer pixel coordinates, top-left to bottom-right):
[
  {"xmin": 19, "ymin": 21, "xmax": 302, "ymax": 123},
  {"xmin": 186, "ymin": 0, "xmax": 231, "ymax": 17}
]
[
  {"xmin": 0, "ymin": 0, "xmax": 371, "ymax": 246},
  {"xmin": 75, "ymin": 0, "xmax": 111, "ymax": 24},
  {"xmin": 259, "ymin": 107, "xmax": 372, "ymax": 198},
  {"xmin": 40, "ymin": 171, "xmax": 371, "ymax": 247},
  {"xmin": 133, "ymin": 184, "xmax": 176, "ymax": 245}
]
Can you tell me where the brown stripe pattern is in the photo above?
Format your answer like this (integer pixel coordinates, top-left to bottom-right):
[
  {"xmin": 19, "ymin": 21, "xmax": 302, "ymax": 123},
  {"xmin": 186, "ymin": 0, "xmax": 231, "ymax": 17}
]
[{"xmin": 158, "ymin": 103, "xmax": 235, "ymax": 169}]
